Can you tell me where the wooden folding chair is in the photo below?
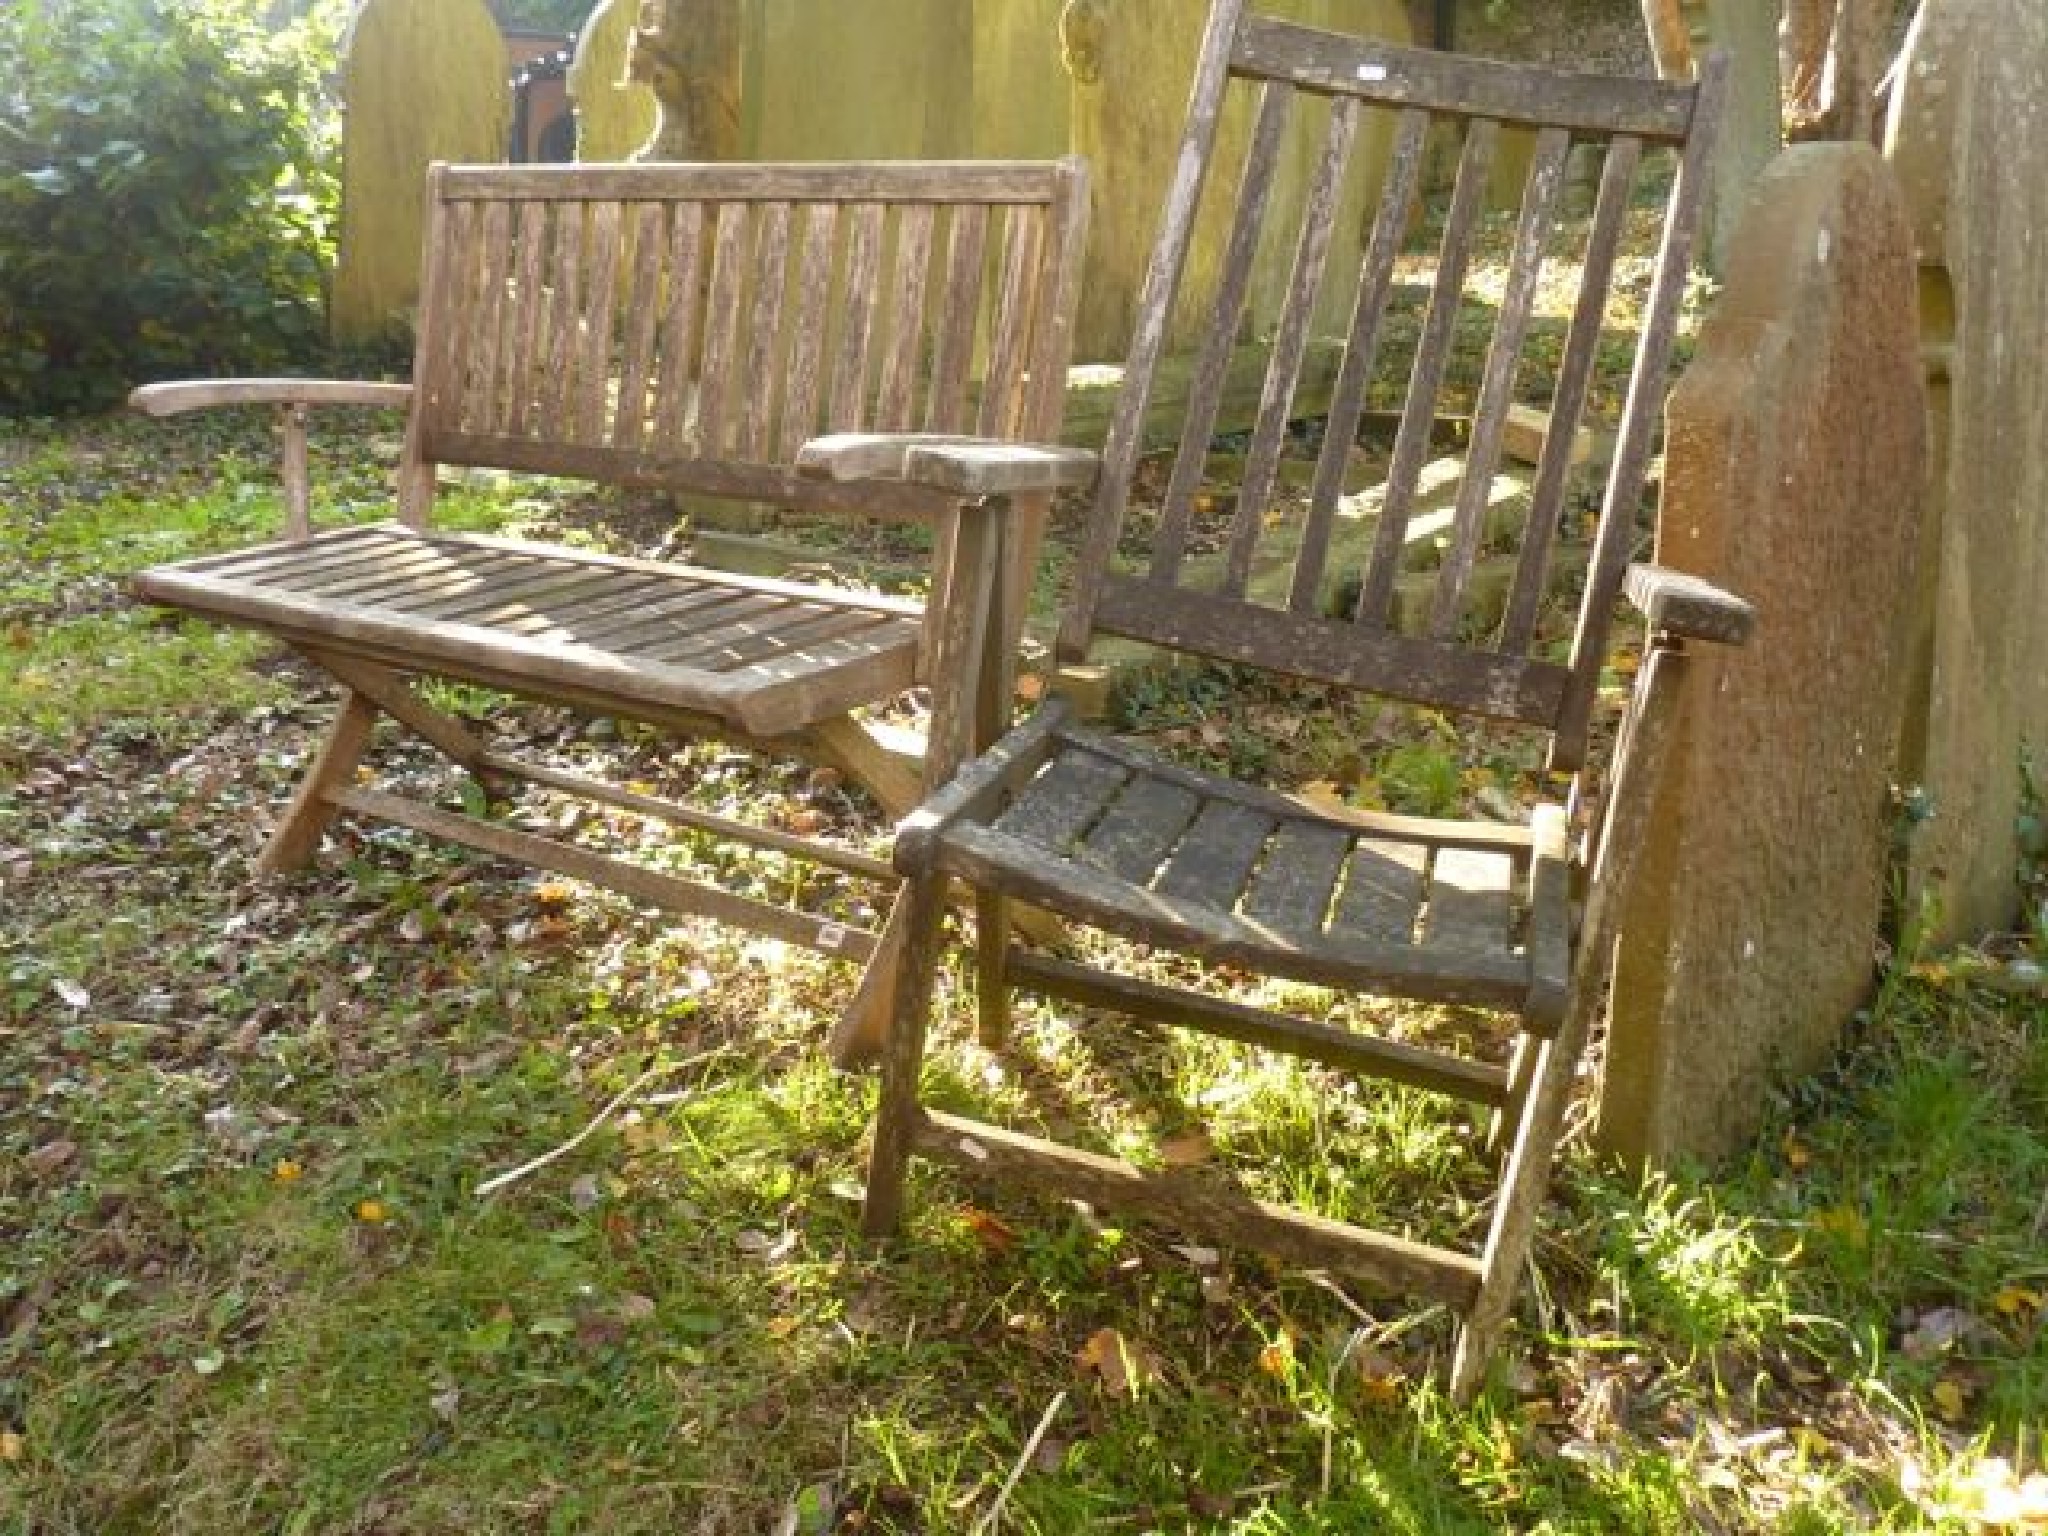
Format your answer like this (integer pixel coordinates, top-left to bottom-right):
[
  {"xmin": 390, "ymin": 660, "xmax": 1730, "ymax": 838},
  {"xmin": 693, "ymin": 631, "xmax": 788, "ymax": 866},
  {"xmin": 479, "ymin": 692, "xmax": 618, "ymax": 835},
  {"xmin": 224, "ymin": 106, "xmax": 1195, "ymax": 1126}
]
[{"xmin": 802, "ymin": 2, "xmax": 1746, "ymax": 1394}]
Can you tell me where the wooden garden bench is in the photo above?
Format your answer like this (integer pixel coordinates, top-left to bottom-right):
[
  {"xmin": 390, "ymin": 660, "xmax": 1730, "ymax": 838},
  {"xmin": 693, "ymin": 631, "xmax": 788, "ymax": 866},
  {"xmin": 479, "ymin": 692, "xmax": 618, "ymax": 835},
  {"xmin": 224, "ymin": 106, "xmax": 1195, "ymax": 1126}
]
[
  {"xmin": 129, "ymin": 159, "xmax": 1087, "ymax": 1048},
  {"xmin": 804, "ymin": 1, "xmax": 1748, "ymax": 1396}
]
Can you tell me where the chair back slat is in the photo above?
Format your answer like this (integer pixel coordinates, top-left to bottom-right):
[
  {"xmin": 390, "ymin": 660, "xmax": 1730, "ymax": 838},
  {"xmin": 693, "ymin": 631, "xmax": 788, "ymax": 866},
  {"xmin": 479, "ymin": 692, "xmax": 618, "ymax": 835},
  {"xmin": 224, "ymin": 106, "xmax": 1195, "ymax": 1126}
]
[
  {"xmin": 1054, "ymin": 0, "xmax": 1725, "ymax": 759},
  {"xmin": 1151, "ymin": 81, "xmax": 1295, "ymax": 584},
  {"xmin": 1428, "ymin": 124, "xmax": 1569, "ymax": 640},
  {"xmin": 1352, "ymin": 115, "xmax": 1498, "ymax": 631},
  {"xmin": 1219, "ymin": 95, "xmax": 1360, "ymax": 600},
  {"xmin": 503, "ymin": 202, "xmax": 550, "ymax": 437},
  {"xmin": 1288, "ymin": 105, "xmax": 1428, "ymax": 614},
  {"xmin": 1498, "ymin": 134, "xmax": 1641, "ymax": 652},
  {"xmin": 540, "ymin": 204, "xmax": 587, "ymax": 430},
  {"xmin": 467, "ymin": 202, "xmax": 513, "ymax": 434}
]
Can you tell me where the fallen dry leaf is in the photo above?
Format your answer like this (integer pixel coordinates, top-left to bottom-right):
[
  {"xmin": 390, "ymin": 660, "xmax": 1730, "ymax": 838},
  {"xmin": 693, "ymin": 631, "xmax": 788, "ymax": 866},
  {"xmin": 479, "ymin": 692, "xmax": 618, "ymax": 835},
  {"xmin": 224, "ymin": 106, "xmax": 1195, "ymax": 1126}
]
[
  {"xmin": 1158, "ymin": 1130, "xmax": 1215, "ymax": 1169},
  {"xmin": 960, "ymin": 1206, "xmax": 1018, "ymax": 1254},
  {"xmin": 1075, "ymin": 1326, "xmax": 1151, "ymax": 1398}
]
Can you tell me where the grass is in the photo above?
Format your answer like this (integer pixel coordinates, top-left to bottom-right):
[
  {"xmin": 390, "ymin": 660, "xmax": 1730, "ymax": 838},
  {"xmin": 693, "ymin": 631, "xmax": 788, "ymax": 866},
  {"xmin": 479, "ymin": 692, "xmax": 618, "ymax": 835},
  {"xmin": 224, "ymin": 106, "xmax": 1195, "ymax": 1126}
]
[{"xmin": 3, "ymin": 409, "xmax": 2046, "ymax": 1534}]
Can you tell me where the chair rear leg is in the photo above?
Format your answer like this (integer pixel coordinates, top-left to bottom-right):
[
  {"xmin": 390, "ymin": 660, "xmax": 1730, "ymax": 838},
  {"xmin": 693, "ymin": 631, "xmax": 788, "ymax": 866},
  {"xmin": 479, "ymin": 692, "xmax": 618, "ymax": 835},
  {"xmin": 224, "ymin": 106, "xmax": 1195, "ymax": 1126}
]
[
  {"xmin": 1485, "ymin": 1031, "xmax": 1542, "ymax": 1163},
  {"xmin": 862, "ymin": 871, "xmax": 949, "ymax": 1239},
  {"xmin": 975, "ymin": 890, "xmax": 1013, "ymax": 1048},
  {"xmin": 256, "ymin": 690, "xmax": 379, "ymax": 875}
]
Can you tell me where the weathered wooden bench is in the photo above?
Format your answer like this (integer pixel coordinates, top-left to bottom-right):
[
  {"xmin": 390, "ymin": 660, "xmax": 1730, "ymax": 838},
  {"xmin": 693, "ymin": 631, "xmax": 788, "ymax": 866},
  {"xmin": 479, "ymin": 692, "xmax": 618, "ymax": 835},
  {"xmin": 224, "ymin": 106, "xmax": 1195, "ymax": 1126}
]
[{"xmin": 130, "ymin": 159, "xmax": 1087, "ymax": 1045}]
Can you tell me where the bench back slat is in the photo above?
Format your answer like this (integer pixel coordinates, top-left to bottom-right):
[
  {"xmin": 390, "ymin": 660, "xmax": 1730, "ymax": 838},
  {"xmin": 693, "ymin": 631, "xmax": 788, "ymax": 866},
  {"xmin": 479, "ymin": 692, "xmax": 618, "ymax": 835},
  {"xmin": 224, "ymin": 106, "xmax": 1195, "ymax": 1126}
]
[{"xmin": 1052, "ymin": 0, "xmax": 1724, "ymax": 769}]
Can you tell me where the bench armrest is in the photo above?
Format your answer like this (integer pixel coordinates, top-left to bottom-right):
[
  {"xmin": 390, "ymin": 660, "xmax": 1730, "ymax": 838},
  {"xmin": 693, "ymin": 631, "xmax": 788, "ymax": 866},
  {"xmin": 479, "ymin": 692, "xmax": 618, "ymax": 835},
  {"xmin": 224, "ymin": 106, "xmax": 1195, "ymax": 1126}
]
[
  {"xmin": 129, "ymin": 379, "xmax": 413, "ymax": 416},
  {"xmin": 1624, "ymin": 562, "xmax": 1755, "ymax": 646},
  {"xmin": 798, "ymin": 432, "xmax": 1100, "ymax": 498}
]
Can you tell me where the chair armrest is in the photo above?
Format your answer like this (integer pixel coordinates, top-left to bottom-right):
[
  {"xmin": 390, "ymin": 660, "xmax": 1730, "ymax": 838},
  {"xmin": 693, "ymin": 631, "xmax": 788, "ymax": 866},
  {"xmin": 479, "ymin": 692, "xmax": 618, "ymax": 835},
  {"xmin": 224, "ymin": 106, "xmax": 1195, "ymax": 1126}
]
[
  {"xmin": 129, "ymin": 379, "xmax": 413, "ymax": 416},
  {"xmin": 1624, "ymin": 562, "xmax": 1755, "ymax": 646},
  {"xmin": 798, "ymin": 432, "xmax": 1100, "ymax": 498}
]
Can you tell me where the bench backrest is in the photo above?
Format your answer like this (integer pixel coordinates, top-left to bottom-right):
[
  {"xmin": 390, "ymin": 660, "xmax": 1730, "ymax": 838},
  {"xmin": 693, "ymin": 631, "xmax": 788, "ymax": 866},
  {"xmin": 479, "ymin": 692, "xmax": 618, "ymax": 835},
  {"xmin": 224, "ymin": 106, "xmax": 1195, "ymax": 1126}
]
[
  {"xmin": 397, "ymin": 160, "xmax": 1089, "ymax": 528},
  {"xmin": 1056, "ymin": 1, "xmax": 1725, "ymax": 770}
]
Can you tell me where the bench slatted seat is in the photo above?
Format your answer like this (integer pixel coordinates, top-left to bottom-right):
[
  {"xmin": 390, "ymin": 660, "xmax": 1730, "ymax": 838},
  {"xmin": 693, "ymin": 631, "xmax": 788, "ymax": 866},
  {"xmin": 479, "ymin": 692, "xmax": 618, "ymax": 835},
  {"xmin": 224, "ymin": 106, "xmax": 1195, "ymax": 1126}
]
[
  {"xmin": 129, "ymin": 160, "xmax": 1088, "ymax": 1043},
  {"xmin": 800, "ymin": 0, "xmax": 1749, "ymax": 1396}
]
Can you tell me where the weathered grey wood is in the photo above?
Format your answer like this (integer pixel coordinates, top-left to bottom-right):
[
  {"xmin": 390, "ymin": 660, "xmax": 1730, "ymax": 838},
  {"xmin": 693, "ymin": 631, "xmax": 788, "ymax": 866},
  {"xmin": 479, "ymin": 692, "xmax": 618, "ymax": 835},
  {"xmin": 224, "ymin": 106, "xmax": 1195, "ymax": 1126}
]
[
  {"xmin": 1354, "ymin": 116, "xmax": 1499, "ymax": 630},
  {"xmin": 1241, "ymin": 819, "xmax": 1350, "ymax": 938},
  {"xmin": 741, "ymin": 200, "xmax": 794, "ymax": 459},
  {"xmin": 1232, "ymin": 16, "xmax": 1698, "ymax": 140},
  {"xmin": 1152, "ymin": 81, "xmax": 1294, "ymax": 584},
  {"xmin": 977, "ymin": 204, "xmax": 1045, "ymax": 440},
  {"xmin": 652, "ymin": 201, "xmax": 706, "ymax": 450},
  {"xmin": 1499, "ymin": 134, "xmax": 1642, "ymax": 653},
  {"xmin": 696, "ymin": 201, "xmax": 753, "ymax": 457},
  {"xmin": 467, "ymin": 201, "xmax": 514, "ymax": 434},
  {"xmin": 539, "ymin": 202, "xmax": 587, "ymax": 433},
  {"xmin": 255, "ymin": 690, "xmax": 379, "ymax": 874},
  {"xmin": 1329, "ymin": 837, "xmax": 1427, "ymax": 946},
  {"xmin": 129, "ymin": 379, "xmax": 413, "ymax": 416},
  {"xmin": 925, "ymin": 204, "xmax": 989, "ymax": 435},
  {"xmin": 574, "ymin": 200, "xmax": 624, "ymax": 446},
  {"xmin": 1430, "ymin": 125, "xmax": 1569, "ymax": 640},
  {"xmin": 1093, "ymin": 576, "xmax": 1571, "ymax": 725},
  {"xmin": 1222, "ymin": 93, "xmax": 1359, "ymax": 599},
  {"xmin": 777, "ymin": 203, "xmax": 840, "ymax": 457},
  {"xmin": 1078, "ymin": 775, "xmax": 1204, "ymax": 886},
  {"xmin": 612, "ymin": 203, "xmax": 667, "ymax": 452},
  {"xmin": 1154, "ymin": 798, "xmax": 1274, "ymax": 905},
  {"xmin": 505, "ymin": 201, "xmax": 552, "ymax": 438},
  {"xmin": 441, "ymin": 160, "xmax": 1076, "ymax": 204},
  {"xmin": 990, "ymin": 745, "xmax": 1129, "ymax": 853},
  {"xmin": 914, "ymin": 1109, "xmax": 1484, "ymax": 1305},
  {"xmin": 332, "ymin": 786, "xmax": 878, "ymax": 962},
  {"xmin": 1555, "ymin": 50, "xmax": 1729, "ymax": 770},
  {"xmin": 828, "ymin": 203, "xmax": 886, "ymax": 432},
  {"xmin": 875, "ymin": 203, "xmax": 936, "ymax": 433},
  {"xmin": 1420, "ymin": 846, "xmax": 1517, "ymax": 959},
  {"xmin": 1624, "ymin": 562, "xmax": 1755, "ymax": 645},
  {"xmin": 844, "ymin": 7, "xmax": 1735, "ymax": 1411},
  {"xmin": 1011, "ymin": 950, "xmax": 1509, "ymax": 1104}
]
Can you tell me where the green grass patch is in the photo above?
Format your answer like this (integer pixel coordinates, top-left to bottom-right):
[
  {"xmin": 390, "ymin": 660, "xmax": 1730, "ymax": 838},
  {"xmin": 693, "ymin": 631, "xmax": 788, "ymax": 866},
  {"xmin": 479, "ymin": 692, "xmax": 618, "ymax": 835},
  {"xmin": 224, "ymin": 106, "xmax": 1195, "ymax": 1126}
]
[{"xmin": 4, "ymin": 411, "xmax": 2046, "ymax": 1534}]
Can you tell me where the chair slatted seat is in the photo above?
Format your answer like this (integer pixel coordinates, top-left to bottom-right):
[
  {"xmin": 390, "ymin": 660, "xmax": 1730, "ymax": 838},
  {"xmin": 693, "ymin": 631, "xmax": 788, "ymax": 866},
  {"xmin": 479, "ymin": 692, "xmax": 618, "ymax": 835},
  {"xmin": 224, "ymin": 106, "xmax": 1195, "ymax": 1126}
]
[{"xmin": 801, "ymin": 0, "xmax": 1750, "ymax": 1396}]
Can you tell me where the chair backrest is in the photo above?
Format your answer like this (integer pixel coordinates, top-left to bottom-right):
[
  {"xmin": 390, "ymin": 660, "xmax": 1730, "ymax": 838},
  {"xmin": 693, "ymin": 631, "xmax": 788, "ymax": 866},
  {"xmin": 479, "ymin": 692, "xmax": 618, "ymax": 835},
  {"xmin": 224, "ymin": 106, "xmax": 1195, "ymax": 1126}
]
[
  {"xmin": 399, "ymin": 159, "xmax": 1089, "ymax": 525},
  {"xmin": 1056, "ymin": 2, "xmax": 1725, "ymax": 771}
]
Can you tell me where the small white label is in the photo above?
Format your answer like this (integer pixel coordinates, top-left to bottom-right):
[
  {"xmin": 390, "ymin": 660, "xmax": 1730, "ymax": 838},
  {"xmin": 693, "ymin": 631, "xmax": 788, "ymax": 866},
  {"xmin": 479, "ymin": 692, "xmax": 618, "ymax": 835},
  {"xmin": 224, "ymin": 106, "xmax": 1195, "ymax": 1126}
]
[
  {"xmin": 958, "ymin": 1136, "xmax": 990, "ymax": 1163},
  {"xmin": 816, "ymin": 922, "xmax": 848, "ymax": 952},
  {"xmin": 1357, "ymin": 63, "xmax": 1389, "ymax": 82}
]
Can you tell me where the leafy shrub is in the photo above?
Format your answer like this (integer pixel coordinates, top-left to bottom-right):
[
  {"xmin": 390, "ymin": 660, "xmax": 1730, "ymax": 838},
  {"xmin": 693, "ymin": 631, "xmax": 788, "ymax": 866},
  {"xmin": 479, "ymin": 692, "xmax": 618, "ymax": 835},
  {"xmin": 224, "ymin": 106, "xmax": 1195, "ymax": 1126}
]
[{"xmin": 0, "ymin": 0, "xmax": 339, "ymax": 413}]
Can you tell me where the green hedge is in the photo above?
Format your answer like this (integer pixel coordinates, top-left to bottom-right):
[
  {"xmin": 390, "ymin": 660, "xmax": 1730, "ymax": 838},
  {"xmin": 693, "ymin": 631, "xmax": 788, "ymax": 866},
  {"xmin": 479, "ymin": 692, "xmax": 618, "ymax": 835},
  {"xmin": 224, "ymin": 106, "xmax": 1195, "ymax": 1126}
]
[{"xmin": 0, "ymin": 0, "xmax": 339, "ymax": 413}]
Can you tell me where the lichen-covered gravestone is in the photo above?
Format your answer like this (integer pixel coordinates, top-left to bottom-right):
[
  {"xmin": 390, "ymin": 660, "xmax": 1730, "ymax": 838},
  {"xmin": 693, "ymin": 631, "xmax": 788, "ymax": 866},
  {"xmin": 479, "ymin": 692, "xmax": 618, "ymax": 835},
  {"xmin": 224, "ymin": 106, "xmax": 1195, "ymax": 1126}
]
[
  {"xmin": 1601, "ymin": 144, "xmax": 1927, "ymax": 1163},
  {"xmin": 1060, "ymin": 0, "xmax": 1412, "ymax": 364},
  {"xmin": 330, "ymin": 0, "xmax": 508, "ymax": 348},
  {"xmin": 1886, "ymin": 0, "xmax": 2048, "ymax": 946},
  {"xmin": 567, "ymin": 0, "xmax": 659, "ymax": 161}
]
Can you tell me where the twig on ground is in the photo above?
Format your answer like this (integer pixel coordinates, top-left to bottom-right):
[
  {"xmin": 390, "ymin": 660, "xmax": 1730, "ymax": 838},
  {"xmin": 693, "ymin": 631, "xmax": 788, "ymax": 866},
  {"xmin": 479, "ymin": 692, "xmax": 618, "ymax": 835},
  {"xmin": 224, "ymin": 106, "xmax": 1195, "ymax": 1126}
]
[
  {"xmin": 474, "ymin": 1048, "xmax": 725, "ymax": 1199},
  {"xmin": 972, "ymin": 1390, "xmax": 1066, "ymax": 1536}
]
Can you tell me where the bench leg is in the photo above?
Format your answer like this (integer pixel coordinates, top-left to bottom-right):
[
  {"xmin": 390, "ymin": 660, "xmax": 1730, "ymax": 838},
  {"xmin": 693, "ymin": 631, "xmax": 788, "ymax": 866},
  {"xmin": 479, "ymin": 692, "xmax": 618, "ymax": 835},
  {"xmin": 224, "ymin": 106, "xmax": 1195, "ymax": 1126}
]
[
  {"xmin": 257, "ymin": 690, "xmax": 379, "ymax": 875},
  {"xmin": 300, "ymin": 648, "xmax": 507, "ymax": 798}
]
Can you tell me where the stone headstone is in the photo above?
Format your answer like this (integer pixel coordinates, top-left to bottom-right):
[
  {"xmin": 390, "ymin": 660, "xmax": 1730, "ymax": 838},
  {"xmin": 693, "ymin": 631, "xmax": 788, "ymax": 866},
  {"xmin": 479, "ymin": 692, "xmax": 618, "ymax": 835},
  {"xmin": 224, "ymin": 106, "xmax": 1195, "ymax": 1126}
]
[
  {"xmin": 1601, "ymin": 144, "xmax": 1927, "ymax": 1163},
  {"xmin": 973, "ymin": 0, "xmax": 1070, "ymax": 159},
  {"xmin": 1885, "ymin": 0, "xmax": 2048, "ymax": 946},
  {"xmin": 1680, "ymin": 0, "xmax": 1786, "ymax": 272},
  {"xmin": 744, "ymin": 0, "xmax": 973, "ymax": 159},
  {"xmin": 1063, "ymin": 0, "xmax": 1413, "ymax": 364},
  {"xmin": 331, "ymin": 0, "xmax": 508, "ymax": 347},
  {"xmin": 567, "ymin": 0, "xmax": 659, "ymax": 161}
]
